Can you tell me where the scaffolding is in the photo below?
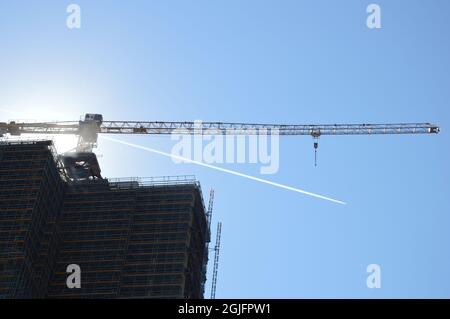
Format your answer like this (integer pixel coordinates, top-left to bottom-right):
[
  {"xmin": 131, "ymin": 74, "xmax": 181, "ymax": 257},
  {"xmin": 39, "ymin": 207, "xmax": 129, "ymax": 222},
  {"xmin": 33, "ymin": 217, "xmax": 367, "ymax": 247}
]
[
  {"xmin": 48, "ymin": 178, "xmax": 208, "ymax": 298},
  {"xmin": 0, "ymin": 140, "xmax": 210, "ymax": 299},
  {"xmin": 0, "ymin": 140, "xmax": 65, "ymax": 298}
]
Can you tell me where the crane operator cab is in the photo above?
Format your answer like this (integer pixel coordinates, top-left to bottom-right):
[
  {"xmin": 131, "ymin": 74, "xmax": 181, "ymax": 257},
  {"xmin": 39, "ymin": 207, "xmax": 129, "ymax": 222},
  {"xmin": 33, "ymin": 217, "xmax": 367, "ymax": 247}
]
[
  {"xmin": 77, "ymin": 114, "xmax": 103, "ymax": 151},
  {"xmin": 84, "ymin": 113, "xmax": 103, "ymax": 123}
]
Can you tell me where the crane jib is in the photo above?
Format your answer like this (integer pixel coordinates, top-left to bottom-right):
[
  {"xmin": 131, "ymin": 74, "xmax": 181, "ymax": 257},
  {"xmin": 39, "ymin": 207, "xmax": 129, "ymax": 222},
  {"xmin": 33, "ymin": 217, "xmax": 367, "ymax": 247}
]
[{"xmin": 0, "ymin": 113, "xmax": 440, "ymax": 155}]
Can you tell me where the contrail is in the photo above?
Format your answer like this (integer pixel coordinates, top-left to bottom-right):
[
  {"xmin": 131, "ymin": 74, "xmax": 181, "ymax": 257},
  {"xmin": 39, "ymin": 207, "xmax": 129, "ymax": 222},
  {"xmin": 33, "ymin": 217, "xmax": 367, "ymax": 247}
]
[{"xmin": 101, "ymin": 136, "xmax": 347, "ymax": 205}]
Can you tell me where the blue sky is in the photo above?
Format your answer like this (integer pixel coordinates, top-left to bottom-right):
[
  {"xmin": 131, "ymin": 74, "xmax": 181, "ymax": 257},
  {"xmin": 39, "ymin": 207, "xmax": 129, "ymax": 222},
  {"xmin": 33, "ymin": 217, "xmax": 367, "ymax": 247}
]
[{"xmin": 0, "ymin": 1, "xmax": 449, "ymax": 298}]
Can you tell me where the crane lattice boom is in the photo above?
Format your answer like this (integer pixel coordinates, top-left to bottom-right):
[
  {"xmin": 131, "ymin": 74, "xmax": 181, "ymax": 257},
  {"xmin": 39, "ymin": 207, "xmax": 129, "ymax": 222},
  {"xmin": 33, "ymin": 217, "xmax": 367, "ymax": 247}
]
[
  {"xmin": 0, "ymin": 113, "xmax": 440, "ymax": 153},
  {"xmin": 0, "ymin": 120, "xmax": 440, "ymax": 135}
]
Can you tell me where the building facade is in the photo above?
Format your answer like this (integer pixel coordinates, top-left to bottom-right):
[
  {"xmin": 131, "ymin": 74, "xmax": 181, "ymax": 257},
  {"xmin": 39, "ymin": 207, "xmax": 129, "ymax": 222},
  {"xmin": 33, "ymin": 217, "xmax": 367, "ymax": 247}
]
[{"xmin": 0, "ymin": 140, "xmax": 209, "ymax": 299}]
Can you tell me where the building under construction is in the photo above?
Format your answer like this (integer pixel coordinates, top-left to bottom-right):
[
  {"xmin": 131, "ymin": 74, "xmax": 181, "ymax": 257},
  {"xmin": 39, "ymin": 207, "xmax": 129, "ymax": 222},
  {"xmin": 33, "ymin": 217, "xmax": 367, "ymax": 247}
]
[{"xmin": 0, "ymin": 140, "xmax": 210, "ymax": 298}]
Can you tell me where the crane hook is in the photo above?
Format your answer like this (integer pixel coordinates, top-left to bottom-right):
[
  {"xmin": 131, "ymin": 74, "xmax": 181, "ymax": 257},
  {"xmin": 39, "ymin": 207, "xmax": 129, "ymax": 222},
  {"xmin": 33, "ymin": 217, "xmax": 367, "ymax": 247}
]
[
  {"xmin": 311, "ymin": 130, "xmax": 320, "ymax": 167},
  {"xmin": 313, "ymin": 140, "xmax": 318, "ymax": 167}
]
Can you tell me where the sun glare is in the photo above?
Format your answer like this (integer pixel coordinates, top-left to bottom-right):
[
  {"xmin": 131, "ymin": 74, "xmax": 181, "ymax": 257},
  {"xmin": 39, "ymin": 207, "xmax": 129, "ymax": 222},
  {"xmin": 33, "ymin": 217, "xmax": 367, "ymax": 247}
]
[{"xmin": 0, "ymin": 90, "xmax": 85, "ymax": 154}]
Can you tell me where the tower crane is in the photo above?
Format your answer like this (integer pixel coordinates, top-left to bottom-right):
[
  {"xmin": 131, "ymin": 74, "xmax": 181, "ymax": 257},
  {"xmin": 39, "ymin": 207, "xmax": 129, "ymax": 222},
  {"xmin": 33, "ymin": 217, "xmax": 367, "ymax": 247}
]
[
  {"xmin": 0, "ymin": 113, "xmax": 440, "ymax": 177},
  {"xmin": 0, "ymin": 113, "xmax": 440, "ymax": 150},
  {"xmin": 0, "ymin": 114, "xmax": 437, "ymax": 296}
]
